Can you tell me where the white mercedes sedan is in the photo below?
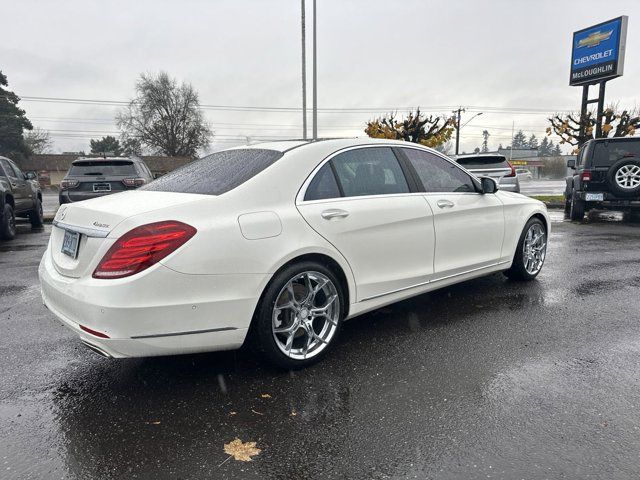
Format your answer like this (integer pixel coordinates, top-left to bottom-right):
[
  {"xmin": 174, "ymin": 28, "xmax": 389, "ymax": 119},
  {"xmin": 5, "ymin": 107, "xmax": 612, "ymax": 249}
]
[{"xmin": 39, "ymin": 139, "xmax": 549, "ymax": 368}]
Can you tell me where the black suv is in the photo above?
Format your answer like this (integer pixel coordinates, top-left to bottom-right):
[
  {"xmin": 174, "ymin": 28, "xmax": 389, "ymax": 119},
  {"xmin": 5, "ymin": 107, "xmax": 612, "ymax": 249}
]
[
  {"xmin": 59, "ymin": 156, "xmax": 155, "ymax": 204},
  {"xmin": 0, "ymin": 156, "xmax": 44, "ymax": 240},
  {"xmin": 565, "ymin": 137, "xmax": 640, "ymax": 220}
]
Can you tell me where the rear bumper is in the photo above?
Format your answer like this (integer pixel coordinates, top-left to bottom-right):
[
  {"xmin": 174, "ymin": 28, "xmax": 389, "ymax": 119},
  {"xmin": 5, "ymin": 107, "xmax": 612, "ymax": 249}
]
[
  {"xmin": 38, "ymin": 248, "xmax": 268, "ymax": 357},
  {"xmin": 59, "ymin": 189, "xmax": 133, "ymax": 204},
  {"xmin": 575, "ymin": 191, "xmax": 640, "ymax": 208}
]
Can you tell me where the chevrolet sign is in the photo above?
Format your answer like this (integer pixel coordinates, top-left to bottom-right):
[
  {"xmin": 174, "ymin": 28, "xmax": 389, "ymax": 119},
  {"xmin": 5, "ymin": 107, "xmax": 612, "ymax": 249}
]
[{"xmin": 570, "ymin": 16, "xmax": 628, "ymax": 86}]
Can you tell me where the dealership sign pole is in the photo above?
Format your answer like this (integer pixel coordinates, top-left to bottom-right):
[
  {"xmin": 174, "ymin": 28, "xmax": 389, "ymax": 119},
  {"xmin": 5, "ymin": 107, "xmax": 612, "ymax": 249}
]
[{"xmin": 570, "ymin": 16, "xmax": 628, "ymax": 142}]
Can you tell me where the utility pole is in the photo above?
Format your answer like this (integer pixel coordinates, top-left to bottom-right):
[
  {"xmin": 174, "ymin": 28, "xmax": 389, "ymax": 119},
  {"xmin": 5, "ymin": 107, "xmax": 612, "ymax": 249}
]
[
  {"xmin": 301, "ymin": 0, "xmax": 307, "ymax": 140},
  {"xmin": 312, "ymin": 0, "xmax": 317, "ymax": 140},
  {"xmin": 454, "ymin": 107, "xmax": 465, "ymax": 155}
]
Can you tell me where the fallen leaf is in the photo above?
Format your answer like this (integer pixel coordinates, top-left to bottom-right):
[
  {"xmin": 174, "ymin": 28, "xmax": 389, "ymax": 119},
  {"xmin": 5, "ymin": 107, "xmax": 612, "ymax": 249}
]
[
  {"xmin": 251, "ymin": 409, "xmax": 264, "ymax": 416},
  {"xmin": 260, "ymin": 394, "xmax": 272, "ymax": 398},
  {"xmin": 291, "ymin": 411, "xmax": 297, "ymax": 417},
  {"xmin": 223, "ymin": 438, "xmax": 261, "ymax": 462},
  {"xmin": 229, "ymin": 411, "xmax": 237, "ymax": 416},
  {"xmin": 145, "ymin": 421, "xmax": 161, "ymax": 425}
]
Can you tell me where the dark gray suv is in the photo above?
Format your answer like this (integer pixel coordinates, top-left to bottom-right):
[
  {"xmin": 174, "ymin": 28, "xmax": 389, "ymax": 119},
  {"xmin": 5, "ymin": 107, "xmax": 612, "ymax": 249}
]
[{"xmin": 59, "ymin": 156, "xmax": 154, "ymax": 204}]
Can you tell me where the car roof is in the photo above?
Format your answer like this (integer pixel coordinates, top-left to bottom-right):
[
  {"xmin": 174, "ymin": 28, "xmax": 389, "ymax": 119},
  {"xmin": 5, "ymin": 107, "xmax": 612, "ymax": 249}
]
[
  {"xmin": 235, "ymin": 137, "xmax": 440, "ymax": 154},
  {"xmin": 591, "ymin": 137, "xmax": 640, "ymax": 144}
]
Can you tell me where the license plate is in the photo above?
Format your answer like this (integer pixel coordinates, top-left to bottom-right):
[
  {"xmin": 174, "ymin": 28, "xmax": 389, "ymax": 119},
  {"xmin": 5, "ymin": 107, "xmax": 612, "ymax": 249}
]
[
  {"xmin": 93, "ymin": 183, "xmax": 111, "ymax": 192},
  {"xmin": 61, "ymin": 230, "xmax": 80, "ymax": 259},
  {"xmin": 585, "ymin": 193, "xmax": 604, "ymax": 201}
]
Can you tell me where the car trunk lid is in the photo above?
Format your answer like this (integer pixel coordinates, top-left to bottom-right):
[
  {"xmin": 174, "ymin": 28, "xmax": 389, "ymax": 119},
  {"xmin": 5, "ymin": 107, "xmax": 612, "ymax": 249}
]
[{"xmin": 51, "ymin": 191, "xmax": 205, "ymax": 278}]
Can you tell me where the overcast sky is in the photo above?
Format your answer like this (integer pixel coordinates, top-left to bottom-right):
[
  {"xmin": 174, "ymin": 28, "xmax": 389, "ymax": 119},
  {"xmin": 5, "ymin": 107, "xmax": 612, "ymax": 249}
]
[{"xmin": 2, "ymin": 0, "xmax": 639, "ymax": 155}]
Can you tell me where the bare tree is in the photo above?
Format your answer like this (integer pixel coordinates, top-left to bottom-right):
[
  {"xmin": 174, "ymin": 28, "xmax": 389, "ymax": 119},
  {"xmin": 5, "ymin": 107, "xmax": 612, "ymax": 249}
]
[
  {"xmin": 24, "ymin": 127, "xmax": 53, "ymax": 154},
  {"xmin": 547, "ymin": 105, "xmax": 640, "ymax": 151},
  {"xmin": 117, "ymin": 72, "xmax": 212, "ymax": 157},
  {"xmin": 365, "ymin": 109, "xmax": 455, "ymax": 148}
]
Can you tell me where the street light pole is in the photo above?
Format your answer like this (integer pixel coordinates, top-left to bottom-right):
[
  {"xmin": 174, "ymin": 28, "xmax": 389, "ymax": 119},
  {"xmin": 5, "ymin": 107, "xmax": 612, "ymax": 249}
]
[
  {"xmin": 454, "ymin": 109, "xmax": 484, "ymax": 155},
  {"xmin": 312, "ymin": 0, "xmax": 317, "ymax": 140},
  {"xmin": 301, "ymin": 0, "xmax": 307, "ymax": 140},
  {"xmin": 454, "ymin": 107, "xmax": 465, "ymax": 155}
]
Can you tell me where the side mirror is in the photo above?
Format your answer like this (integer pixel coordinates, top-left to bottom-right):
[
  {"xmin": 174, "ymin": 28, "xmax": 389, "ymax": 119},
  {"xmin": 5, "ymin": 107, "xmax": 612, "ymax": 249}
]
[
  {"xmin": 25, "ymin": 171, "xmax": 37, "ymax": 180},
  {"xmin": 566, "ymin": 159, "xmax": 576, "ymax": 169},
  {"xmin": 480, "ymin": 177, "xmax": 498, "ymax": 194}
]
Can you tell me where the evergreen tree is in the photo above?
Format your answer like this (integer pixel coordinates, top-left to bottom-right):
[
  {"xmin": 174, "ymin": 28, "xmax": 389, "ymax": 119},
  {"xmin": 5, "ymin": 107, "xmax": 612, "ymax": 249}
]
[
  {"xmin": 0, "ymin": 71, "xmax": 32, "ymax": 161},
  {"xmin": 538, "ymin": 136, "xmax": 551, "ymax": 156},
  {"xmin": 552, "ymin": 143, "xmax": 562, "ymax": 156},
  {"xmin": 511, "ymin": 130, "xmax": 527, "ymax": 149},
  {"xmin": 528, "ymin": 134, "xmax": 539, "ymax": 150},
  {"xmin": 90, "ymin": 135, "xmax": 122, "ymax": 155}
]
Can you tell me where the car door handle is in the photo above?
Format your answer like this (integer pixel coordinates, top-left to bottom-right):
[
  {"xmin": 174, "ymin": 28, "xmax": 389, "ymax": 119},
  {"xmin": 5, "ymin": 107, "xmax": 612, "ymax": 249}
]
[
  {"xmin": 321, "ymin": 209, "xmax": 350, "ymax": 220},
  {"xmin": 436, "ymin": 200, "xmax": 455, "ymax": 209}
]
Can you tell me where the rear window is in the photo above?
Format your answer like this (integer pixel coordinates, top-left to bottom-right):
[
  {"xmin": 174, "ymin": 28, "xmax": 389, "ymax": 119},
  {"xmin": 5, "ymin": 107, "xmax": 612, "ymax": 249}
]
[
  {"xmin": 456, "ymin": 156, "xmax": 509, "ymax": 169},
  {"xmin": 592, "ymin": 140, "xmax": 640, "ymax": 167},
  {"xmin": 141, "ymin": 149, "xmax": 283, "ymax": 196},
  {"xmin": 68, "ymin": 161, "xmax": 137, "ymax": 176}
]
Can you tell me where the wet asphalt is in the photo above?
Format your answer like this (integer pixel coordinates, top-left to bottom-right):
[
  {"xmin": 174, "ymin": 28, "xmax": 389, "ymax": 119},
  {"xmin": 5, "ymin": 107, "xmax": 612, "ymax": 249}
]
[{"xmin": 2, "ymin": 212, "xmax": 640, "ymax": 480}]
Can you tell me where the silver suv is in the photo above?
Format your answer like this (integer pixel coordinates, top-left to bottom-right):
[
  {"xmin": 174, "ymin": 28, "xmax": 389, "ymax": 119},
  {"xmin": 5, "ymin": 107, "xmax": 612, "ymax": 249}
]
[
  {"xmin": 454, "ymin": 154, "xmax": 520, "ymax": 193},
  {"xmin": 59, "ymin": 156, "xmax": 155, "ymax": 204}
]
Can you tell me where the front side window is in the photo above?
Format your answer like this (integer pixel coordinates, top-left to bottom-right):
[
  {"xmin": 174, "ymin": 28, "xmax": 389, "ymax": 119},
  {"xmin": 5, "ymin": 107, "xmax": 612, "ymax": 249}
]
[
  {"xmin": 402, "ymin": 148, "xmax": 476, "ymax": 193},
  {"xmin": 142, "ymin": 149, "xmax": 283, "ymax": 196},
  {"xmin": 9, "ymin": 161, "xmax": 24, "ymax": 179},
  {"xmin": 0, "ymin": 159, "xmax": 17, "ymax": 179},
  {"xmin": 331, "ymin": 147, "xmax": 409, "ymax": 197}
]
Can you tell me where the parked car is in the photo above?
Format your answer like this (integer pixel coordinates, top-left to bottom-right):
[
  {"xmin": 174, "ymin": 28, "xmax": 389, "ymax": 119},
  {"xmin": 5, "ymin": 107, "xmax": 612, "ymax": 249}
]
[
  {"xmin": 0, "ymin": 156, "xmax": 43, "ymax": 240},
  {"xmin": 565, "ymin": 137, "xmax": 640, "ymax": 220},
  {"xmin": 454, "ymin": 153, "xmax": 521, "ymax": 193},
  {"xmin": 59, "ymin": 156, "xmax": 154, "ymax": 205},
  {"xmin": 40, "ymin": 139, "xmax": 549, "ymax": 368},
  {"xmin": 516, "ymin": 168, "xmax": 533, "ymax": 181}
]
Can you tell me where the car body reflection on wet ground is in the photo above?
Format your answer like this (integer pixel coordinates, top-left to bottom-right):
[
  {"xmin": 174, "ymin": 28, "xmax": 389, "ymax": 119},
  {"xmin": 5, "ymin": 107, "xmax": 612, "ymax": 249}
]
[{"xmin": 1, "ymin": 211, "xmax": 640, "ymax": 479}]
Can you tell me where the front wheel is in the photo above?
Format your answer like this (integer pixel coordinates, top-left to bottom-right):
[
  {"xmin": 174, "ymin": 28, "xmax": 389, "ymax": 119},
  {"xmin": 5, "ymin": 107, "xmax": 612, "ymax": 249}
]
[
  {"xmin": 253, "ymin": 261, "xmax": 345, "ymax": 369},
  {"xmin": 504, "ymin": 217, "xmax": 547, "ymax": 281}
]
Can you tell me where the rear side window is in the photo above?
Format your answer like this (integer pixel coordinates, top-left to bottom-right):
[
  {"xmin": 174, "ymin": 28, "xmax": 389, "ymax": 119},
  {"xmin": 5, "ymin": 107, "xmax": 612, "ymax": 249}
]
[
  {"xmin": 456, "ymin": 156, "xmax": 509, "ymax": 169},
  {"xmin": 402, "ymin": 148, "xmax": 476, "ymax": 193},
  {"xmin": 592, "ymin": 140, "xmax": 640, "ymax": 167},
  {"xmin": 331, "ymin": 147, "xmax": 409, "ymax": 197},
  {"xmin": 142, "ymin": 149, "xmax": 283, "ymax": 196},
  {"xmin": 69, "ymin": 161, "xmax": 137, "ymax": 176},
  {"xmin": 305, "ymin": 163, "xmax": 341, "ymax": 201}
]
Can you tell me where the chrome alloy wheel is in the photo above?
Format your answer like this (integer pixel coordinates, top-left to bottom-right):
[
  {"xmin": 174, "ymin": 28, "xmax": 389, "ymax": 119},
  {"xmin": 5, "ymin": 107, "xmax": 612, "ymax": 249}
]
[
  {"xmin": 272, "ymin": 271, "xmax": 340, "ymax": 360},
  {"xmin": 615, "ymin": 164, "xmax": 640, "ymax": 189},
  {"xmin": 522, "ymin": 223, "xmax": 546, "ymax": 275}
]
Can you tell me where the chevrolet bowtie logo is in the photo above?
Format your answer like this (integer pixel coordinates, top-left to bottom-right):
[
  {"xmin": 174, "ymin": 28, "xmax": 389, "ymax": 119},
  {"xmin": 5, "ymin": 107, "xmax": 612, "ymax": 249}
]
[{"xmin": 577, "ymin": 30, "xmax": 613, "ymax": 49}]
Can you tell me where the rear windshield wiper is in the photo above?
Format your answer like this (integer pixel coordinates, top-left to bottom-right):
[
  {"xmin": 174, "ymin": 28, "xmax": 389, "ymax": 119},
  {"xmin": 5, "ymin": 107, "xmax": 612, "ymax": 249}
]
[{"xmin": 83, "ymin": 172, "xmax": 103, "ymax": 175}]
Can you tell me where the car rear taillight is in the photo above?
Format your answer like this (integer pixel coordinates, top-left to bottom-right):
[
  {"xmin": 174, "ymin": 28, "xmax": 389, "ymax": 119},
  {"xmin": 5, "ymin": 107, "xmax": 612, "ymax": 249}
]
[
  {"xmin": 93, "ymin": 221, "xmax": 197, "ymax": 279},
  {"xmin": 60, "ymin": 179, "xmax": 79, "ymax": 190},
  {"xmin": 581, "ymin": 170, "xmax": 592, "ymax": 182},
  {"xmin": 505, "ymin": 162, "xmax": 516, "ymax": 178},
  {"xmin": 122, "ymin": 178, "xmax": 146, "ymax": 187}
]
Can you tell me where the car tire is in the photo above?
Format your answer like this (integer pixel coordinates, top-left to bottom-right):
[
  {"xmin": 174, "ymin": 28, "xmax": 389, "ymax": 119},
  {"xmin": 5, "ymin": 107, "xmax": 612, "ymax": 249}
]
[
  {"xmin": 569, "ymin": 194, "xmax": 585, "ymax": 221},
  {"xmin": 607, "ymin": 158, "xmax": 640, "ymax": 197},
  {"xmin": 253, "ymin": 261, "xmax": 345, "ymax": 369},
  {"xmin": 0, "ymin": 203, "xmax": 17, "ymax": 240},
  {"xmin": 29, "ymin": 198, "xmax": 44, "ymax": 229},
  {"xmin": 504, "ymin": 217, "xmax": 547, "ymax": 281}
]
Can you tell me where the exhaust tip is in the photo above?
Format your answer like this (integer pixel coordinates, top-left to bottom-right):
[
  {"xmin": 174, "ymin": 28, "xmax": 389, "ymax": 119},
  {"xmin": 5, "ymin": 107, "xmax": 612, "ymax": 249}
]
[{"xmin": 81, "ymin": 340, "xmax": 112, "ymax": 358}]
